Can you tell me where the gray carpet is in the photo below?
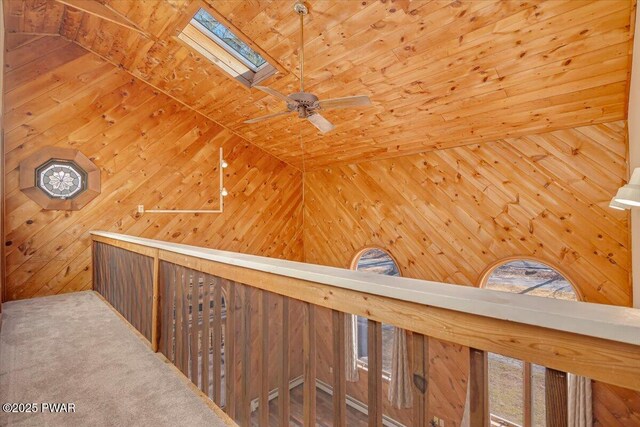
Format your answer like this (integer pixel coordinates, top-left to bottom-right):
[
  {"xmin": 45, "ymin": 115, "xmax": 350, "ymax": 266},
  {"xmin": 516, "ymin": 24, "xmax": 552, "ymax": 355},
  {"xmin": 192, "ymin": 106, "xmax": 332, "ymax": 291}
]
[{"xmin": 0, "ymin": 291, "xmax": 230, "ymax": 427}]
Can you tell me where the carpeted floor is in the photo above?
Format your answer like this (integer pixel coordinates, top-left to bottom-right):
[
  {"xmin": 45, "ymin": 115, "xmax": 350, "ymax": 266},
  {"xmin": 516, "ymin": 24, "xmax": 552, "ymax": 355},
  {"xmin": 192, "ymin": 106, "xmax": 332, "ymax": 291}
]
[{"xmin": 0, "ymin": 291, "xmax": 230, "ymax": 427}]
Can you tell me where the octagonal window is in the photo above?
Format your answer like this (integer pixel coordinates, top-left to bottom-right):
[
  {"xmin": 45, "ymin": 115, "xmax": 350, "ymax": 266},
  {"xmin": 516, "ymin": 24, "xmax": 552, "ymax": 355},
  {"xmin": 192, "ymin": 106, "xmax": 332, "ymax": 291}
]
[{"xmin": 35, "ymin": 160, "xmax": 87, "ymax": 200}]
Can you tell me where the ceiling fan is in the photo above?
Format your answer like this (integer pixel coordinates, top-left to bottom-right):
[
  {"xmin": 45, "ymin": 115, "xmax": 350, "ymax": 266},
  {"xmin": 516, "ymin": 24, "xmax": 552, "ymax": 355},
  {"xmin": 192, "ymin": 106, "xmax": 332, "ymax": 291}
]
[{"xmin": 244, "ymin": 2, "xmax": 372, "ymax": 133}]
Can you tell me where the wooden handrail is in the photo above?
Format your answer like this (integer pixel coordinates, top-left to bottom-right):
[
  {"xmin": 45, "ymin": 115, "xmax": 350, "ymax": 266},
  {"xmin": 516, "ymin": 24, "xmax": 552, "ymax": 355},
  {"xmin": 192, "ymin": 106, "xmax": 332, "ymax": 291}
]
[{"xmin": 90, "ymin": 231, "xmax": 640, "ymax": 392}]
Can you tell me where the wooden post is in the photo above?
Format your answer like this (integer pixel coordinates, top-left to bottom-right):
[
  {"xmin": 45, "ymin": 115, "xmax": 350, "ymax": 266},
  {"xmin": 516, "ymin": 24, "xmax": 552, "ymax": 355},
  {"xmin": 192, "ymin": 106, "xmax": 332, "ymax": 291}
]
[
  {"xmin": 151, "ymin": 250, "xmax": 160, "ymax": 352},
  {"xmin": 279, "ymin": 296, "xmax": 290, "ymax": 427},
  {"xmin": 545, "ymin": 368, "xmax": 568, "ymax": 427},
  {"xmin": 332, "ymin": 310, "xmax": 346, "ymax": 427},
  {"xmin": 303, "ymin": 303, "xmax": 316, "ymax": 426},
  {"xmin": 469, "ymin": 348, "xmax": 488, "ymax": 427},
  {"xmin": 258, "ymin": 290, "xmax": 269, "ymax": 426},
  {"xmin": 368, "ymin": 320, "xmax": 383, "ymax": 427}
]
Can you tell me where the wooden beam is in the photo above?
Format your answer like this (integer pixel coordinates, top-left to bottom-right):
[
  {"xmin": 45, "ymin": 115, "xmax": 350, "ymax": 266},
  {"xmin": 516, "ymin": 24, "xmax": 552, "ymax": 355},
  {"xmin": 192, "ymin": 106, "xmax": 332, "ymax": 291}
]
[
  {"xmin": 469, "ymin": 348, "xmax": 488, "ymax": 427},
  {"xmin": 54, "ymin": 0, "xmax": 150, "ymax": 37},
  {"xmin": 367, "ymin": 320, "xmax": 383, "ymax": 427},
  {"xmin": 332, "ymin": 310, "xmax": 347, "ymax": 427},
  {"xmin": 303, "ymin": 303, "xmax": 316, "ymax": 426},
  {"xmin": 545, "ymin": 368, "xmax": 568, "ymax": 427}
]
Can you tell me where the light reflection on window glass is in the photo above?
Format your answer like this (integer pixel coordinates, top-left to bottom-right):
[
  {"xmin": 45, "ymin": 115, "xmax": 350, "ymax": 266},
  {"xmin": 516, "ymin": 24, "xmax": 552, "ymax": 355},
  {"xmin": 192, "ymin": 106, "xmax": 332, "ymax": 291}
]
[
  {"xmin": 353, "ymin": 248, "xmax": 399, "ymax": 374},
  {"xmin": 485, "ymin": 260, "xmax": 576, "ymax": 426}
]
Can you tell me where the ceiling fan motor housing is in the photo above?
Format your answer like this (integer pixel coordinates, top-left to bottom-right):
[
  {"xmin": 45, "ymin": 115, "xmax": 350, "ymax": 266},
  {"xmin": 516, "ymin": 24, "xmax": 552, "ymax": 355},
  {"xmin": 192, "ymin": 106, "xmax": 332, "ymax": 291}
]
[{"xmin": 289, "ymin": 92, "xmax": 319, "ymax": 117}]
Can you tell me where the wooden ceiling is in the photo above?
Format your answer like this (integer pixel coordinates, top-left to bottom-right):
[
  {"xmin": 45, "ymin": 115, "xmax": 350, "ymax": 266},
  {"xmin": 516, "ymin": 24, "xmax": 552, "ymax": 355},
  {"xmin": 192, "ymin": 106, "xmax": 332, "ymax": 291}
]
[{"xmin": 4, "ymin": 0, "xmax": 635, "ymax": 169}]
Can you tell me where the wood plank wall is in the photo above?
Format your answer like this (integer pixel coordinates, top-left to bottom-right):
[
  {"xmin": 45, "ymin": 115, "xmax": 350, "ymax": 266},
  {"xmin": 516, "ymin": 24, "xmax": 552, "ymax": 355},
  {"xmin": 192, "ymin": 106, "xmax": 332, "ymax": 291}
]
[
  {"xmin": 0, "ymin": 0, "xmax": 5, "ymax": 325},
  {"xmin": 2, "ymin": 35, "xmax": 304, "ymax": 301},
  {"xmin": 304, "ymin": 121, "xmax": 638, "ymax": 425}
]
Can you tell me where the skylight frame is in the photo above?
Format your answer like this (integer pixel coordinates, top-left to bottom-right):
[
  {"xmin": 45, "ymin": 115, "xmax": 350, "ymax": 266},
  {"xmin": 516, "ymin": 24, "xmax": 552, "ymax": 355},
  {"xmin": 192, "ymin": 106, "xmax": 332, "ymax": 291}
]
[
  {"xmin": 191, "ymin": 10, "xmax": 267, "ymax": 73},
  {"xmin": 177, "ymin": 5, "xmax": 279, "ymax": 88}
]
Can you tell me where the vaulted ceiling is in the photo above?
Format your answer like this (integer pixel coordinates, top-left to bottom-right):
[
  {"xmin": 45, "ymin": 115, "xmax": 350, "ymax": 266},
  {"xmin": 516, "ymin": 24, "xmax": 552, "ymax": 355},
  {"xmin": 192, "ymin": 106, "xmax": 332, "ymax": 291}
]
[{"xmin": 4, "ymin": 0, "xmax": 635, "ymax": 169}]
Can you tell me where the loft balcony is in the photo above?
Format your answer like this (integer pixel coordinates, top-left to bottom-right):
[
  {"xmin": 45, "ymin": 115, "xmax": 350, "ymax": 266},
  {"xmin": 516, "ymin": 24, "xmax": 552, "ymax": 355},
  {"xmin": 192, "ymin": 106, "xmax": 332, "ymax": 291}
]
[
  {"xmin": 2, "ymin": 1, "xmax": 640, "ymax": 426},
  {"xmin": 3, "ymin": 232, "xmax": 638, "ymax": 426}
]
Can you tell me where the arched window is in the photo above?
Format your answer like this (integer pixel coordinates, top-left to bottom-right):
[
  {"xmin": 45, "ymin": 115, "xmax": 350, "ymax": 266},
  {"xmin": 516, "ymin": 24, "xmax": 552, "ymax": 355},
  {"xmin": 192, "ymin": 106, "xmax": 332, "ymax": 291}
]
[
  {"xmin": 481, "ymin": 259, "xmax": 578, "ymax": 427},
  {"xmin": 351, "ymin": 248, "xmax": 399, "ymax": 377}
]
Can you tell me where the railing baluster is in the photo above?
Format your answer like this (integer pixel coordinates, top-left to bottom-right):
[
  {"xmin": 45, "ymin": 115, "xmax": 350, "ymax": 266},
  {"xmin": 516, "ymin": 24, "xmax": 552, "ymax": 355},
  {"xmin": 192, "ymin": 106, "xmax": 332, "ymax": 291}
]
[
  {"xmin": 201, "ymin": 273, "xmax": 211, "ymax": 397},
  {"xmin": 279, "ymin": 296, "xmax": 290, "ymax": 427},
  {"xmin": 524, "ymin": 362, "xmax": 532, "ymax": 427},
  {"xmin": 368, "ymin": 319, "xmax": 383, "ymax": 427},
  {"xmin": 175, "ymin": 265, "xmax": 184, "ymax": 373},
  {"xmin": 332, "ymin": 310, "xmax": 346, "ymax": 427},
  {"xmin": 411, "ymin": 333, "xmax": 429, "ymax": 427},
  {"xmin": 258, "ymin": 290, "xmax": 269, "ymax": 426},
  {"xmin": 213, "ymin": 279, "xmax": 222, "ymax": 406},
  {"xmin": 545, "ymin": 368, "xmax": 568, "ymax": 427},
  {"xmin": 240, "ymin": 285, "xmax": 251, "ymax": 425},
  {"xmin": 190, "ymin": 271, "xmax": 200, "ymax": 385},
  {"xmin": 226, "ymin": 280, "xmax": 236, "ymax": 419},
  {"xmin": 151, "ymin": 251, "xmax": 160, "ymax": 352},
  {"xmin": 181, "ymin": 267, "xmax": 190, "ymax": 376},
  {"xmin": 469, "ymin": 348, "xmax": 488, "ymax": 427},
  {"xmin": 159, "ymin": 262, "xmax": 167, "ymax": 356},
  {"xmin": 303, "ymin": 303, "xmax": 316, "ymax": 426}
]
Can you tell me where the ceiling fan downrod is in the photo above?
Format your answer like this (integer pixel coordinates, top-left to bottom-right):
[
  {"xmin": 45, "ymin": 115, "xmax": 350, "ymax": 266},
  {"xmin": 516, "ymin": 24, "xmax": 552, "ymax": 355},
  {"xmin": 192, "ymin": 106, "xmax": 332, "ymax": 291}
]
[
  {"xmin": 242, "ymin": 0, "xmax": 371, "ymax": 134},
  {"xmin": 294, "ymin": 2, "xmax": 308, "ymax": 93}
]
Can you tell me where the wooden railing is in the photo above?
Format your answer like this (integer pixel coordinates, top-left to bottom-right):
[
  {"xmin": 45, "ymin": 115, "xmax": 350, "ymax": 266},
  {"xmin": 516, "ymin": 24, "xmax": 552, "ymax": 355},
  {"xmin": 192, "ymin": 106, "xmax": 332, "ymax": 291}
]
[{"xmin": 91, "ymin": 231, "xmax": 640, "ymax": 427}]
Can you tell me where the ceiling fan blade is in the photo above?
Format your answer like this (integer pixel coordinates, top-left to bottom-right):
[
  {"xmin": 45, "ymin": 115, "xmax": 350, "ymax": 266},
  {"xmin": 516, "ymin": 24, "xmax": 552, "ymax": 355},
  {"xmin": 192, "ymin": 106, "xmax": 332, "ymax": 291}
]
[
  {"xmin": 307, "ymin": 113, "xmax": 335, "ymax": 133},
  {"xmin": 244, "ymin": 110, "xmax": 293, "ymax": 124},
  {"xmin": 317, "ymin": 95, "xmax": 372, "ymax": 110},
  {"xmin": 254, "ymin": 85, "xmax": 296, "ymax": 105}
]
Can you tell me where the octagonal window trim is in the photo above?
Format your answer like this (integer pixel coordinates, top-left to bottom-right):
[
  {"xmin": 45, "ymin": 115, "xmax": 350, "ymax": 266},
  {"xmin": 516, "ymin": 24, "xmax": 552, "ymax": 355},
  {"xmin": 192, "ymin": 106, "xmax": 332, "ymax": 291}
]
[{"xmin": 19, "ymin": 147, "xmax": 101, "ymax": 211}]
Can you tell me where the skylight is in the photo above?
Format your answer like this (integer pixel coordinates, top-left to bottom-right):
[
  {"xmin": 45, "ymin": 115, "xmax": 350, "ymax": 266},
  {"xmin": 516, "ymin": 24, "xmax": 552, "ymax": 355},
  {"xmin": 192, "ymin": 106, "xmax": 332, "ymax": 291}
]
[
  {"xmin": 178, "ymin": 7, "xmax": 276, "ymax": 87},
  {"xmin": 193, "ymin": 9, "xmax": 266, "ymax": 71}
]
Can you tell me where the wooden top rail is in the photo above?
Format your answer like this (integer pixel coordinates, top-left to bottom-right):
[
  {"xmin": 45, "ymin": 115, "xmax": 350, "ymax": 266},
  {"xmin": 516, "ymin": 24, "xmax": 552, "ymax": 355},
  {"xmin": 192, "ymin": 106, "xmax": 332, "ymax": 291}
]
[{"xmin": 90, "ymin": 231, "xmax": 640, "ymax": 391}]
